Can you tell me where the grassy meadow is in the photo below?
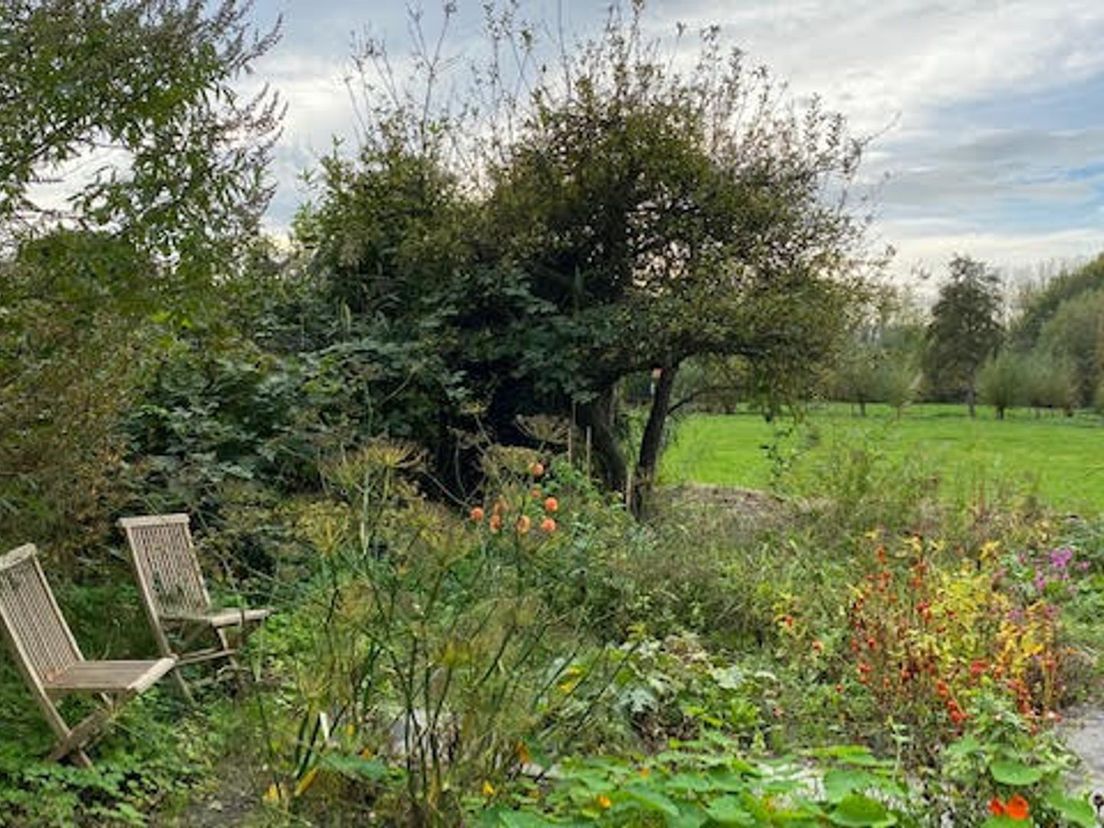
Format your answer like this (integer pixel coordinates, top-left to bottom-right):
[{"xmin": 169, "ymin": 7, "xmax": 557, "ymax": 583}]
[{"xmin": 661, "ymin": 402, "xmax": 1104, "ymax": 514}]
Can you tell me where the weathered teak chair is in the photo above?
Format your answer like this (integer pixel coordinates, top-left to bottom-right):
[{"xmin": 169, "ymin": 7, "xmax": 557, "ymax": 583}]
[
  {"xmin": 118, "ymin": 514, "xmax": 270, "ymax": 701},
  {"xmin": 0, "ymin": 544, "xmax": 176, "ymax": 767}
]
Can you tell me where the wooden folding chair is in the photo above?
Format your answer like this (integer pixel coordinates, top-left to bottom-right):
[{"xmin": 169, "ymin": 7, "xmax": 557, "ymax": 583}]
[
  {"xmin": 0, "ymin": 544, "xmax": 176, "ymax": 767},
  {"xmin": 118, "ymin": 514, "xmax": 270, "ymax": 701}
]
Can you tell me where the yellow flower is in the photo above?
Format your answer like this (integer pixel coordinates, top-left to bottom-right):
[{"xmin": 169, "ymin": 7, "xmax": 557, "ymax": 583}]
[
  {"xmin": 482, "ymin": 780, "xmax": 496, "ymax": 797},
  {"xmin": 596, "ymin": 794, "xmax": 612, "ymax": 810}
]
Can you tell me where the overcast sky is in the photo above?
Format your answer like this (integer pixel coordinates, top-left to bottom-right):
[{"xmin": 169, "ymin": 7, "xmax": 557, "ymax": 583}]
[{"xmin": 248, "ymin": 0, "xmax": 1104, "ymax": 284}]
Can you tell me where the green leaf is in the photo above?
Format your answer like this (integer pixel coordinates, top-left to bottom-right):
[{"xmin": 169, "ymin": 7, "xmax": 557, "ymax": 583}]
[
  {"xmin": 988, "ymin": 760, "xmax": 1043, "ymax": 787},
  {"xmin": 704, "ymin": 795, "xmax": 755, "ymax": 826},
  {"xmin": 824, "ymin": 769, "xmax": 876, "ymax": 804},
  {"xmin": 318, "ymin": 753, "xmax": 388, "ymax": 781},
  {"xmin": 1044, "ymin": 791, "xmax": 1097, "ymax": 827},
  {"xmin": 828, "ymin": 794, "xmax": 896, "ymax": 827},
  {"xmin": 496, "ymin": 811, "xmax": 560, "ymax": 828},
  {"xmin": 622, "ymin": 784, "xmax": 681, "ymax": 816}
]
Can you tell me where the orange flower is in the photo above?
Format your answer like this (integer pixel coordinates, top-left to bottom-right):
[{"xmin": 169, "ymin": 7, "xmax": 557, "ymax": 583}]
[
  {"xmin": 543, "ymin": 496, "xmax": 559, "ymax": 513},
  {"xmin": 811, "ymin": 639, "xmax": 824, "ymax": 654},
  {"xmin": 530, "ymin": 487, "xmax": 542, "ymax": 499},
  {"xmin": 988, "ymin": 798, "xmax": 1004, "ymax": 817},
  {"xmin": 529, "ymin": 462, "xmax": 545, "ymax": 478},
  {"xmin": 596, "ymin": 794, "xmax": 612, "ymax": 810},
  {"xmin": 1005, "ymin": 795, "xmax": 1029, "ymax": 821},
  {"xmin": 489, "ymin": 514, "xmax": 503, "ymax": 533},
  {"xmin": 469, "ymin": 506, "xmax": 485, "ymax": 523},
  {"xmin": 540, "ymin": 517, "xmax": 557, "ymax": 533},
  {"xmin": 516, "ymin": 515, "xmax": 532, "ymax": 535}
]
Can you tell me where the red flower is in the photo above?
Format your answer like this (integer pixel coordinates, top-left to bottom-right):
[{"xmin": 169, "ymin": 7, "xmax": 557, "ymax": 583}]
[
  {"xmin": 988, "ymin": 798, "xmax": 1004, "ymax": 816},
  {"xmin": 1005, "ymin": 794, "xmax": 1029, "ymax": 821}
]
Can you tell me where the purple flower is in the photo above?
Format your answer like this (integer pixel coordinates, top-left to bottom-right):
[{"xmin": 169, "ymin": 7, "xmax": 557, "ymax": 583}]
[
  {"xmin": 1034, "ymin": 573, "xmax": 1048, "ymax": 592},
  {"xmin": 1049, "ymin": 547, "xmax": 1075, "ymax": 570}
]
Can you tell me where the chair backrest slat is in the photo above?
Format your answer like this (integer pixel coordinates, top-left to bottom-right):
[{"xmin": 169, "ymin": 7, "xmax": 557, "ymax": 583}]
[
  {"xmin": 119, "ymin": 515, "xmax": 210, "ymax": 617},
  {"xmin": 0, "ymin": 545, "xmax": 82, "ymax": 682}
]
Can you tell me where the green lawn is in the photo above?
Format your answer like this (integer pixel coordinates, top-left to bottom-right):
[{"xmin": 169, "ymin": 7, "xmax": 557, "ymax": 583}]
[{"xmin": 660, "ymin": 403, "xmax": 1104, "ymax": 515}]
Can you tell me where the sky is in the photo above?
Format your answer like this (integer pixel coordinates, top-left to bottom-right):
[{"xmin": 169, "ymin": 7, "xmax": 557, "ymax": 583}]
[{"xmin": 246, "ymin": 0, "xmax": 1104, "ymax": 286}]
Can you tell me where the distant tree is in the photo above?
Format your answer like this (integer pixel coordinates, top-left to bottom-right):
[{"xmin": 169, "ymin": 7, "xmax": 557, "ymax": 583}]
[
  {"xmin": 923, "ymin": 255, "xmax": 1004, "ymax": 417},
  {"xmin": 878, "ymin": 356, "xmax": 917, "ymax": 419},
  {"xmin": 1024, "ymin": 351, "xmax": 1077, "ymax": 416},
  {"xmin": 1036, "ymin": 288, "xmax": 1104, "ymax": 407},
  {"xmin": 1011, "ymin": 254, "xmax": 1104, "ymax": 350},
  {"xmin": 833, "ymin": 341, "xmax": 882, "ymax": 416},
  {"xmin": 977, "ymin": 350, "xmax": 1026, "ymax": 420}
]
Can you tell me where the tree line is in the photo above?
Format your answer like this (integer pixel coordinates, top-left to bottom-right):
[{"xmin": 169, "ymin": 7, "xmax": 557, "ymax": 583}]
[{"xmin": 824, "ymin": 253, "xmax": 1104, "ymax": 419}]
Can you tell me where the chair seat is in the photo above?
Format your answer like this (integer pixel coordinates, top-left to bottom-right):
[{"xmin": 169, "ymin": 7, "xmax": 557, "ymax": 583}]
[
  {"xmin": 45, "ymin": 658, "xmax": 177, "ymax": 695},
  {"xmin": 164, "ymin": 607, "xmax": 271, "ymax": 628}
]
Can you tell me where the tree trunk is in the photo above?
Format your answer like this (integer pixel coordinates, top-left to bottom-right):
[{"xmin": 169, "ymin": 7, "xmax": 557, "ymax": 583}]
[
  {"xmin": 859, "ymin": 399, "xmax": 867, "ymax": 417},
  {"xmin": 579, "ymin": 387, "xmax": 627, "ymax": 494},
  {"xmin": 633, "ymin": 363, "xmax": 679, "ymax": 518},
  {"xmin": 967, "ymin": 385, "xmax": 976, "ymax": 418}
]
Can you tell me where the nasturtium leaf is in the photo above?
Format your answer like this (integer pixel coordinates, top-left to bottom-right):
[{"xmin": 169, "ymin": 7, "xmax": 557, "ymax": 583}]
[
  {"xmin": 704, "ymin": 795, "xmax": 755, "ymax": 826},
  {"xmin": 828, "ymin": 794, "xmax": 897, "ymax": 827},
  {"xmin": 1043, "ymin": 791, "xmax": 1097, "ymax": 827},
  {"xmin": 622, "ymin": 784, "xmax": 680, "ymax": 816},
  {"xmin": 988, "ymin": 760, "xmax": 1043, "ymax": 786},
  {"xmin": 824, "ymin": 769, "xmax": 877, "ymax": 804}
]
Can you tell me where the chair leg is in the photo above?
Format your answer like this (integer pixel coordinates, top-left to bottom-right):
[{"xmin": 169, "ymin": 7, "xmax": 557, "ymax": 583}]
[
  {"xmin": 47, "ymin": 705, "xmax": 113, "ymax": 764},
  {"xmin": 170, "ymin": 665, "xmax": 195, "ymax": 704},
  {"xmin": 151, "ymin": 619, "xmax": 194, "ymax": 703}
]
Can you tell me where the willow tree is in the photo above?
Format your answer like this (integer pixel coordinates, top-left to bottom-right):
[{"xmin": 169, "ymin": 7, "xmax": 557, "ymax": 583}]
[{"xmin": 0, "ymin": 0, "xmax": 281, "ymax": 283}]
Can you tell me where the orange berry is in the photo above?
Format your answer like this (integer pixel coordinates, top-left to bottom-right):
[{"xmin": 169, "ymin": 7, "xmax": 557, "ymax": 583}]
[
  {"xmin": 469, "ymin": 506, "xmax": 485, "ymax": 523},
  {"xmin": 516, "ymin": 515, "xmax": 532, "ymax": 535},
  {"xmin": 540, "ymin": 517, "xmax": 557, "ymax": 533}
]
